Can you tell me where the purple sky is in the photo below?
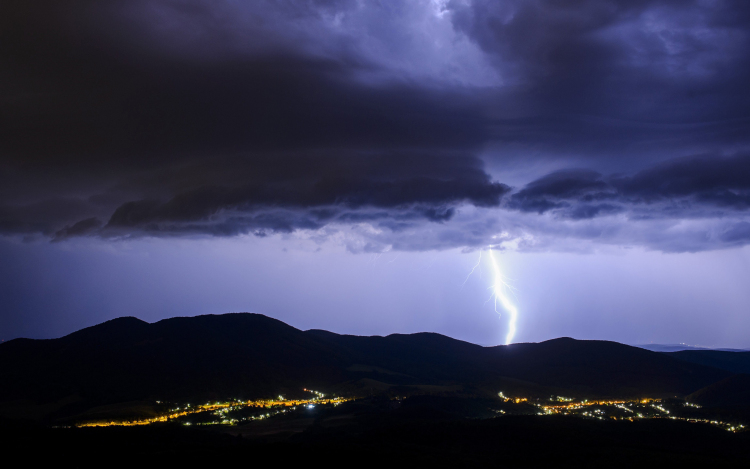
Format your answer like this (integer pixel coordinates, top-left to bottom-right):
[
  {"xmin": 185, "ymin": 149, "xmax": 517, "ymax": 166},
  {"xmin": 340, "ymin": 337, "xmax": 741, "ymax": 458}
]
[{"xmin": 1, "ymin": 1, "xmax": 750, "ymax": 347}]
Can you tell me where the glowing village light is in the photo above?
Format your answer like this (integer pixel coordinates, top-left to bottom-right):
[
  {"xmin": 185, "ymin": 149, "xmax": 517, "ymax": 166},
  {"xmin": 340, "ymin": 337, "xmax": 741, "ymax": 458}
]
[{"xmin": 487, "ymin": 249, "xmax": 518, "ymax": 345}]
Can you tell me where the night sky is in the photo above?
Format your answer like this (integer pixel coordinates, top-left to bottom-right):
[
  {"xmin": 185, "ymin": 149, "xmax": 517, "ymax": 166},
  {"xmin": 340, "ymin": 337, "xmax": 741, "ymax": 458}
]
[{"xmin": 2, "ymin": 1, "xmax": 749, "ymax": 347}]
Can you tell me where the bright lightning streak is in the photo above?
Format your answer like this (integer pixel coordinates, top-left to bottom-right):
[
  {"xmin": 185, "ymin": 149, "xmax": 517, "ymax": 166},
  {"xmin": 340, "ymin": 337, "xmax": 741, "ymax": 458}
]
[
  {"xmin": 488, "ymin": 249, "xmax": 518, "ymax": 345},
  {"xmin": 461, "ymin": 250, "xmax": 482, "ymax": 288}
]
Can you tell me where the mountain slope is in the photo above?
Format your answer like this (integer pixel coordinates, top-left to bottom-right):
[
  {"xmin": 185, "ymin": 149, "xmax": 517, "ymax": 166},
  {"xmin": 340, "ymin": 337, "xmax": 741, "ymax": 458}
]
[
  {"xmin": 489, "ymin": 338, "xmax": 729, "ymax": 397},
  {"xmin": 665, "ymin": 350, "xmax": 750, "ymax": 375},
  {"xmin": 0, "ymin": 314, "xmax": 349, "ymax": 405},
  {"xmin": 688, "ymin": 374, "xmax": 750, "ymax": 408},
  {"xmin": 0, "ymin": 313, "xmax": 732, "ymax": 420}
]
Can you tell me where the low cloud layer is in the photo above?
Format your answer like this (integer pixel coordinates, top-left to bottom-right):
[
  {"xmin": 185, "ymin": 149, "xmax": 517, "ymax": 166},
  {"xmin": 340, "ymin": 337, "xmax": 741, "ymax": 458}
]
[
  {"xmin": 96, "ymin": 153, "xmax": 510, "ymax": 238},
  {"xmin": 510, "ymin": 153, "xmax": 750, "ymax": 219}
]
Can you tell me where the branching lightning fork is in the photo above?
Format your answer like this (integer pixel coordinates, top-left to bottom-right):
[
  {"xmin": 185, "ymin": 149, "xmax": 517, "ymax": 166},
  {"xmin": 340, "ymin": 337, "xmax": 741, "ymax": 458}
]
[
  {"xmin": 461, "ymin": 250, "xmax": 482, "ymax": 288},
  {"xmin": 488, "ymin": 249, "xmax": 519, "ymax": 345},
  {"xmin": 462, "ymin": 248, "xmax": 519, "ymax": 345}
]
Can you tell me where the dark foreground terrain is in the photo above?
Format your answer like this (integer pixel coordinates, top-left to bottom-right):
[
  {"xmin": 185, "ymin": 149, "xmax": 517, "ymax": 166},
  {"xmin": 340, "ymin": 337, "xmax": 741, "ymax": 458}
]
[
  {"xmin": 0, "ymin": 312, "xmax": 741, "ymax": 424},
  {"xmin": 3, "ymin": 313, "xmax": 750, "ymax": 466},
  {"xmin": 4, "ymin": 396, "xmax": 750, "ymax": 468}
]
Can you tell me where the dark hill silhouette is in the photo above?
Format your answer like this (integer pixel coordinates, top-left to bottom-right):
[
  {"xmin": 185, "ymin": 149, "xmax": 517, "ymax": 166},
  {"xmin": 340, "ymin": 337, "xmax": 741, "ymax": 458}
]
[
  {"xmin": 688, "ymin": 374, "xmax": 750, "ymax": 408},
  {"xmin": 0, "ymin": 314, "xmax": 350, "ymax": 407},
  {"xmin": 0, "ymin": 313, "xmax": 731, "ymax": 421},
  {"xmin": 666, "ymin": 350, "xmax": 750, "ymax": 375},
  {"xmin": 488, "ymin": 338, "xmax": 730, "ymax": 397}
]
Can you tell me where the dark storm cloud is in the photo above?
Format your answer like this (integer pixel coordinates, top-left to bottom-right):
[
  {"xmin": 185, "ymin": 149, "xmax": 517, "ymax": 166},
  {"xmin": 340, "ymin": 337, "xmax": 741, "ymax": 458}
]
[
  {"xmin": 0, "ymin": 198, "xmax": 103, "ymax": 237},
  {"xmin": 0, "ymin": 1, "xmax": 488, "ymax": 163},
  {"xmin": 451, "ymin": 0, "xmax": 750, "ymax": 116},
  {"xmin": 1, "ymin": 0, "xmax": 750, "ymax": 251},
  {"xmin": 52, "ymin": 217, "xmax": 102, "ymax": 241},
  {"xmin": 508, "ymin": 169, "xmax": 616, "ymax": 216},
  {"xmin": 617, "ymin": 153, "xmax": 750, "ymax": 208},
  {"xmin": 0, "ymin": 1, "xmax": 497, "ymax": 238},
  {"xmin": 453, "ymin": 0, "xmax": 750, "ymax": 159},
  {"xmin": 509, "ymin": 153, "xmax": 750, "ymax": 219},
  {"xmin": 101, "ymin": 153, "xmax": 509, "ymax": 236}
]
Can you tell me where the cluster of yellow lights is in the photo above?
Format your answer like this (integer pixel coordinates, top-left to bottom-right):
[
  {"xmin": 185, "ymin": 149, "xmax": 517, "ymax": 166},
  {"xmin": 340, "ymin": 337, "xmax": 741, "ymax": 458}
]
[
  {"xmin": 77, "ymin": 388, "xmax": 746, "ymax": 434},
  {"xmin": 77, "ymin": 390, "xmax": 351, "ymax": 428},
  {"xmin": 538, "ymin": 398, "xmax": 648, "ymax": 412},
  {"xmin": 496, "ymin": 394, "xmax": 745, "ymax": 433},
  {"xmin": 498, "ymin": 393, "xmax": 528, "ymax": 404}
]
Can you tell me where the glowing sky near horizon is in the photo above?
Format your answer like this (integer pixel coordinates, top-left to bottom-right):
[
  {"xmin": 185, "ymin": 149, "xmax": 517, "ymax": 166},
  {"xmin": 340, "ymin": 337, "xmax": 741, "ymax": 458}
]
[{"xmin": 2, "ymin": 236, "xmax": 749, "ymax": 349}]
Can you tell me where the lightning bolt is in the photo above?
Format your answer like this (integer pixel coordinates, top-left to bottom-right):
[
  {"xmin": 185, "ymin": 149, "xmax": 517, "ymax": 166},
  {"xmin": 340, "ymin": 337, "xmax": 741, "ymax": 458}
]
[
  {"xmin": 488, "ymin": 249, "xmax": 518, "ymax": 345},
  {"xmin": 461, "ymin": 250, "xmax": 482, "ymax": 288}
]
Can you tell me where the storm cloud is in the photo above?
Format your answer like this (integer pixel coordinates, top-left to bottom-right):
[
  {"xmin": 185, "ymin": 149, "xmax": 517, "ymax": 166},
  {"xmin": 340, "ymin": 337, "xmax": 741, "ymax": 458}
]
[
  {"xmin": 1, "ymin": 0, "xmax": 750, "ymax": 252},
  {"xmin": 510, "ymin": 153, "xmax": 750, "ymax": 218},
  {"xmin": 99, "ymin": 153, "xmax": 511, "ymax": 237}
]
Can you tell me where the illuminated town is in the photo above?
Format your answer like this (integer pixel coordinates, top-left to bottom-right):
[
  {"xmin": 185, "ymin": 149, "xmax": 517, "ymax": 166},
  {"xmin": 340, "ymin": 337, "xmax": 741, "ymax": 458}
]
[
  {"xmin": 498, "ymin": 393, "xmax": 747, "ymax": 433},
  {"xmin": 77, "ymin": 389, "xmax": 351, "ymax": 428},
  {"xmin": 76, "ymin": 389, "xmax": 747, "ymax": 434}
]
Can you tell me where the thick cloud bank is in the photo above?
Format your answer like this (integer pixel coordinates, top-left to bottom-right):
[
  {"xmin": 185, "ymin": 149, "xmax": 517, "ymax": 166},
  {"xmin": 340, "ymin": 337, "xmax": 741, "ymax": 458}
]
[
  {"xmin": 97, "ymin": 153, "xmax": 510, "ymax": 238},
  {"xmin": 511, "ymin": 154, "xmax": 750, "ymax": 218},
  {"xmin": 1, "ymin": 0, "xmax": 749, "ymax": 252}
]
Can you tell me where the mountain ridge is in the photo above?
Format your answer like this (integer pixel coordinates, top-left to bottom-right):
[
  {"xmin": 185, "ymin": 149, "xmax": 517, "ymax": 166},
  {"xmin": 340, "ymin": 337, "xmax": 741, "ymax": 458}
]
[{"xmin": 0, "ymin": 313, "xmax": 733, "ymax": 422}]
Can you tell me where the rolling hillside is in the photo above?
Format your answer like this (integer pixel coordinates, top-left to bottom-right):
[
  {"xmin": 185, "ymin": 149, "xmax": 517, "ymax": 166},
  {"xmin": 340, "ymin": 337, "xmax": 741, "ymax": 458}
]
[{"xmin": 0, "ymin": 313, "xmax": 732, "ymax": 421}]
